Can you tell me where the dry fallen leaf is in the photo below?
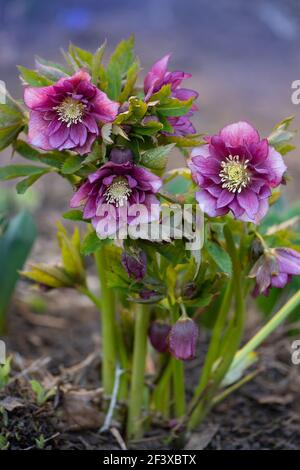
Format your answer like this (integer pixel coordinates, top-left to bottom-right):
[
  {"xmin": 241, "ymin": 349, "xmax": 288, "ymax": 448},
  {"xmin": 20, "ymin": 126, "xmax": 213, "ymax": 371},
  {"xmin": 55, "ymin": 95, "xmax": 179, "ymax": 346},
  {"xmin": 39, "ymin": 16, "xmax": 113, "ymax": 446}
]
[
  {"xmin": 0, "ymin": 396, "xmax": 25, "ymax": 411},
  {"xmin": 60, "ymin": 387, "xmax": 104, "ymax": 430}
]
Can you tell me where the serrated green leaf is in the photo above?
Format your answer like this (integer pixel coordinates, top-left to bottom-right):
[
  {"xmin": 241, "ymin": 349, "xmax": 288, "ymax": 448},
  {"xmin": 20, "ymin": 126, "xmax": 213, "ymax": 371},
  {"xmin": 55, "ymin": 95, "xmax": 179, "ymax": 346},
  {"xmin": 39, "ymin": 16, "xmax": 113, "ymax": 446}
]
[
  {"xmin": 0, "ymin": 124, "xmax": 24, "ymax": 151},
  {"xmin": 119, "ymin": 60, "xmax": 140, "ymax": 103},
  {"xmin": 69, "ymin": 44, "xmax": 94, "ymax": 69},
  {"xmin": 207, "ymin": 241, "xmax": 232, "ymax": 275},
  {"xmin": 141, "ymin": 144, "xmax": 175, "ymax": 170},
  {"xmin": 106, "ymin": 36, "xmax": 135, "ymax": 100},
  {"xmin": 91, "ymin": 41, "xmax": 107, "ymax": 85},
  {"xmin": 62, "ymin": 209, "xmax": 84, "ymax": 221},
  {"xmin": 61, "ymin": 155, "xmax": 82, "ymax": 174},
  {"xmin": 18, "ymin": 66, "xmax": 53, "ymax": 86},
  {"xmin": 101, "ymin": 123, "xmax": 113, "ymax": 144},
  {"xmin": 16, "ymin": 169, "xmax": 49, "ymax": 194},
  {"xmin": 80, "ymin": 231, "xmax": 111, "ymax": 255},
  {"xmin": 157, "ymin": 97, "xmax": 194, "ymax": 117},
  {"xmin": 0, "ymin": 164, "xmax": 48, "ymax": 181},
  {"xmin": 35, "ymin": 56, "xmax": 70, "ymax": 81}
]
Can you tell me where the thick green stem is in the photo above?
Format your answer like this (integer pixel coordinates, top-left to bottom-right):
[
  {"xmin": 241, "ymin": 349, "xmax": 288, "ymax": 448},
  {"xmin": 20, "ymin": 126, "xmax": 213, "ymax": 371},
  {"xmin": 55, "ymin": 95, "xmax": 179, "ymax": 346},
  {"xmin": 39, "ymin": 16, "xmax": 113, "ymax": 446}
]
[
  {"xmin": 232, "ymin": 289, "xmax": 300, "ymax": 370},
  {"xmin": 94, "ymin": 247, "xmax": 117, "ymax": 396},
  {"xmin": 127, "ymin": 304, "xmax": 150, "ymax": 441},
  {"xmin": 188, "ymin": 225, "xmax": 245, "ymax": 430}
]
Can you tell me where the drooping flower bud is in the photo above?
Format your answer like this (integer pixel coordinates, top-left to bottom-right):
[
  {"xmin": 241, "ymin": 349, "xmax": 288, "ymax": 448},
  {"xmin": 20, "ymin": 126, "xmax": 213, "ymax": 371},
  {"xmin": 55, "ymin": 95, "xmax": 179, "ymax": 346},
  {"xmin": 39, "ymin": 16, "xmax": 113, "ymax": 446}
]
[
  {"xmin": 169, "ymin": 316, "xmax": 199, "ymax": 361},
  {"xmin": 121, "ymin": 248, "xmax": 147, "ymax": 281},
  {"xmin": 149, "ymin": 321, "xmax": 171, "ymax": 353},
  {"xmin": 109, "ymin": 147, "xmax": 133, "ymax": 164}
]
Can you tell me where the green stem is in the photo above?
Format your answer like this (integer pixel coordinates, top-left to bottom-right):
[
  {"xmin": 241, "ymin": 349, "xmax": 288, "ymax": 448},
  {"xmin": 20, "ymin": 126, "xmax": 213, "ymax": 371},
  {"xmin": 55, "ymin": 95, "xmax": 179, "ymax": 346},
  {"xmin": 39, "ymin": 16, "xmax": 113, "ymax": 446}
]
[
  {"xmin": 94, "ymin": 247, "xmax": 117, "ymax": 396},
  {"xmin": 188, "ymin": 225, "xmax": 245, "ymax": 430},
  {"xmin": 127, "ymin": 304, "xmax": 150, "ymax": 441},
  {"xmin": 231, "ymin": 289, "xmax": 300, "ymax": 370},
  {"xmin": 171, "ymin": 303, "xmax": 186, "ymax": 418}
]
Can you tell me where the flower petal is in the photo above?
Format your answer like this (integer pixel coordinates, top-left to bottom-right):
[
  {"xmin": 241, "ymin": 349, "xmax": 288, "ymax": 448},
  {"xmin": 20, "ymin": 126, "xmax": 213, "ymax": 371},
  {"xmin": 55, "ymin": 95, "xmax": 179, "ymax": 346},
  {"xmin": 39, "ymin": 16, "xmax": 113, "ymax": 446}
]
[{"xmin": 220, "ymin": 121, "xmax": 260, "ymax": 146}]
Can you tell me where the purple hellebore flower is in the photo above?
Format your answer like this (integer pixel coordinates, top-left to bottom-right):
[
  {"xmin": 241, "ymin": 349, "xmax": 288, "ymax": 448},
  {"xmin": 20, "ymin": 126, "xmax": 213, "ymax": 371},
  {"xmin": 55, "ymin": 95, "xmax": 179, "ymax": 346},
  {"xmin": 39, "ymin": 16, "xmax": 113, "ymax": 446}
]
[
  {"xmin": 188, "ymin": 121, "xmax": 287, "ymax": 224},
  {"xmin": 121, "ymin": 248, "xmax": 147, "ymax": 281},
  {"xmin": 250, "ymin": 248, "xmax": 300, "ymax": 296},
  {"xmin": 70, "ymin": 161, "xmax": 162, "ymax": 237},
  {"xmin": 144, "ymin": 55, "xmax": 198, "ymax": 136},
  {"xmin": 149, "ymin": 322, "xmax": 171, "ymax": 353},
  {"xmin": 169, "ymin": 317, "xmax": 199, "ymax": 361},
  {"xmin": 24, "ymin": 69, "xmax": 119, "ymax": 155}
]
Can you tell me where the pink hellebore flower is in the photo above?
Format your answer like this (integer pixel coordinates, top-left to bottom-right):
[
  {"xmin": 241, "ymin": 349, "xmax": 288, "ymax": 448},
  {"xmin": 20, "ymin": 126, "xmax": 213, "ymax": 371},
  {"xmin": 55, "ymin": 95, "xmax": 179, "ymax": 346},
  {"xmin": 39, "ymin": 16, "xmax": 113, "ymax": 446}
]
[
  {"xmin": 188, "ymin": 121, "xmax": 287, "ymax": 224},
  {"xmin": 70, "ymin": 161, "xmax": 162, "ymax": 237},
  {"xmin": 250, "ymin": 248, "xmax": 300, "ymax": 296},
  {"xmin": 144, "ymin": 55, "xmax": 198, "ymax": 137},
  {"xmin": 24, "ymin": 70, "xmax": 119, "ymax": 155}
]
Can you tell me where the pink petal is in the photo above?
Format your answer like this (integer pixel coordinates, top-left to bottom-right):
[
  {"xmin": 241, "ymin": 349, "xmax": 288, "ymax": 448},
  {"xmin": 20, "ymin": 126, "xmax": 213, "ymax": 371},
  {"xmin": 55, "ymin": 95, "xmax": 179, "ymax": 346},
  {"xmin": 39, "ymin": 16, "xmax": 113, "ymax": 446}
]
[
  {"xmin": 24, "ymin": 85, "xmax": 55, "ymax": 110},
  {"xmin": 216, "ymin": 189, "xmax": 235, "ymax": 208},
  {"xmin": 27, "ymin": 110, "xmax": 52, "ymax": 150},
  {"xmin": 92, "ymin": 89, "xmax": 119, "ymax": 123},
  {"xmin": 263, "ymin": 146, "xmax": 287, "ymax": 187},
  {"xmin": 220, "ymin": 121, "xmax": 260, "ymax": 147},
  {"xmin": 237, "ymin": 188, "xmax": 259, "ymax": 217}
]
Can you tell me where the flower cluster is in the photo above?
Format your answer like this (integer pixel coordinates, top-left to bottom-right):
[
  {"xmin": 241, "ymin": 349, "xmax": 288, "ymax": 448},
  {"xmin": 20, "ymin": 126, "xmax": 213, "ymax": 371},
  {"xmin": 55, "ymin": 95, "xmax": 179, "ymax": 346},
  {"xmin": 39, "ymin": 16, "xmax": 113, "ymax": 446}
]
[{"xmin": 1, "ymin": 36, "xmax": 300, "ymax": 442}]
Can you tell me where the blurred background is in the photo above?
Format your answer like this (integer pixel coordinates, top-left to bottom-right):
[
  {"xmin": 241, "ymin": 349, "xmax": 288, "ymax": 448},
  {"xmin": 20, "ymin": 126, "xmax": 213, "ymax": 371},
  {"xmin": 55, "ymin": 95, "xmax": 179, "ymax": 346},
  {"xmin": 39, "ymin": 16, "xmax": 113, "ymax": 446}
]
[{"xmin": 0, "ymin": 0, "xmax": 300, "ymax": 250}]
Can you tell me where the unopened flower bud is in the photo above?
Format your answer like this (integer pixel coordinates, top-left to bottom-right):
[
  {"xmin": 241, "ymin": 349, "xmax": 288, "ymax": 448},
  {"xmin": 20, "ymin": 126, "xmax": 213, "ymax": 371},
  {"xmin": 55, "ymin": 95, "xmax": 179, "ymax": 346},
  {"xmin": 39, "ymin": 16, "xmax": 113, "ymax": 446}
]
[
  {"xmin": 109, "ymin": 147, "xmax": 133, "ymax": 164},
  {"xmin": 169, "ymin": 317, "xmax": 199, "ymax": 361},
  {"xmin": 121, "ymin": 249, "xmax": 147, "ymax": 281},
  {"xmin": 149, "ymin": 321, "xmax": 171, "ymax": 353}
]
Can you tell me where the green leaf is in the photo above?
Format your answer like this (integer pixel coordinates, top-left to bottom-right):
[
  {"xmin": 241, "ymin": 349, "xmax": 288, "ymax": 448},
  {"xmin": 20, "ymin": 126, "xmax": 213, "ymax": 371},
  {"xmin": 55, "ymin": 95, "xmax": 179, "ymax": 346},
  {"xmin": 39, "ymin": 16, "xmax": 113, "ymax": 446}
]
[
  {"xmin": 0, "ymin": 104, "xmax": 23, "ymax": 128},
  {"xmin": 22, "ymin": 264, "xmax": 72, "ymax": 288},
  {"xmin": 101, "ymin": 123, "xmax": 113, "ymax": 144},
  {"xmin": 160, "ymin": 135, "xmax": 202, "ymax": 147},
  {"xmin": 69, "ymin": 44, "xmax": 94, "ymax": 69},
  {"xmin": 61, "ymin": 155, "xmax": 82, "ymax": 174},
  {"xmin": 0, "ymin": 164, "xmax": 49, "ymax": 181},
  {"xmin": 141, "ymin": 144, "xmax": 175, "ymax": 170},
  {"xmin": 13, "ymin": 140, "xmax": 40, "ymax": 161},
  {"xmin": 106, "ymin": 36, "xmax": 135, "ymax": 100},
  {"xmin": 149, "ymin": 84, "xmax": 172, "ymax": 104},
  {"xmin": 206, "ymin": 241, "xmax": 232, "ymax": 275},
  {"xmin": 0, "ymin": 124, "xmax": 24, "ymax": 151},
  {"xmin": 17, "ymin": 66, "xmax": 53, "ymax": 86},
  {"xmin": 157, "ymin": 97, "xmax": 194, "ymax": 117},
  {"xmin": 56, "ymin": 224, "xmax": 85, "ymax": 281},
  {"xmin": 91, "ymin": 41, "xmax": 107, "ymax": 85},
  {"xmin": 268, "ymin": 116, "xmax": 296, "ymax": 155},
  {"xmin": 16, "ymin": 169, "xmax": 49, "ymax": 194},
  {"xmin": 62, "ymin": 209, "xmax": 84, "ymax": 221},
  {"xmin": 0, "ymin": 211, "xmax": 36, "ymax": 330},
  {"xmin": 80, "ymin": 231, "xmax": 111, "ymax": 256},
  {"xmin": 134, "ymin": 120, "xmax": 164, "ymax": 136},
  {"xmin": 35, "ymin": 56, "xmax": 70, "ymax": 81},
  {"xmin": 119, "ymin": 60, "xmax": 140, "ymax": 102}
]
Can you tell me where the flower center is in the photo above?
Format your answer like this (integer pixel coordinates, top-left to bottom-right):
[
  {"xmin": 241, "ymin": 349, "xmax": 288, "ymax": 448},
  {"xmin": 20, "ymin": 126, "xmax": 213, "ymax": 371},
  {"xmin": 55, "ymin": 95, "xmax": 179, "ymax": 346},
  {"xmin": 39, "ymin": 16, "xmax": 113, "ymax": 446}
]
[
  {"xmin": 105, "ymin": 176, "xmax": 132, "ymax": 207},
  {"xmin": 54, "ymin": 97, "xmax": 85, "ymax": 127},
  {"xmin": 219, "ymin": 155, "xmax": 250, "ymax": 193}
]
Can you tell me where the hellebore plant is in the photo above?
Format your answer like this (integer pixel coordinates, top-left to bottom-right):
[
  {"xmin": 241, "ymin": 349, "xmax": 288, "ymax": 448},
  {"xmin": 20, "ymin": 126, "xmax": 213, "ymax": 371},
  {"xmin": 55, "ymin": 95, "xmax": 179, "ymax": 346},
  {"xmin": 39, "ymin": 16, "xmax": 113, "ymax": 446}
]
[{"xmin": 1, "ymin": 36, "xmax": 300, "ymax": 444}]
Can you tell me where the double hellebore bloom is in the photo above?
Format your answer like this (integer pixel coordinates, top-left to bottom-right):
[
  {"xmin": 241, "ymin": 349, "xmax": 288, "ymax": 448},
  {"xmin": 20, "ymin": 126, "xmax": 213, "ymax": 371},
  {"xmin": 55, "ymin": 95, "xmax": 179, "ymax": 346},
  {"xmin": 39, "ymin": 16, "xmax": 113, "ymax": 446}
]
[
  {"xmin": 144, "ymin": 55, "xmax": 198, "ymax": 136},
  {"xmin": 121, "ymin": 248, "xmax": 147, "ymax": 281},
  {"xmin": 250, "ymin": 248, "xmax": 300, "ymax": 296},
  {"xmin": 24, "ymin": 70, "xmax": 119, "ymax": 155},
  {"xmin": 70, "ymin": 159, "xmax": 162, "ymax": 237},
  {"xmin": 169, "ymin": 316, "xmax": 199, "ymax": 361},
  {"xmin": 188, "ymin": 121, "xmax": 286, "ymax": 223}
]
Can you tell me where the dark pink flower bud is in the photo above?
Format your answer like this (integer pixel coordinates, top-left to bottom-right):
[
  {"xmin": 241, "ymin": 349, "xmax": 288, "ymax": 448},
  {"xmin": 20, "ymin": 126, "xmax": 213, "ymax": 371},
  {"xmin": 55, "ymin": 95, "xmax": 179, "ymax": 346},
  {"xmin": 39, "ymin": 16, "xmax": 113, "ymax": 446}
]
[
  {"xmin": 109, "ymin": 147, "xmax": 133, "ymax": 164},
  {"xmin": 169, "ymin": 317, "xmax": 199, "ymax": 361},
  {"xmin": 149, "ymin": 321, "xmax": 171, "ymax": 353},
  {"xmin": 121, "ymin": 248, "xmax": 147, "ymax": 281}
]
